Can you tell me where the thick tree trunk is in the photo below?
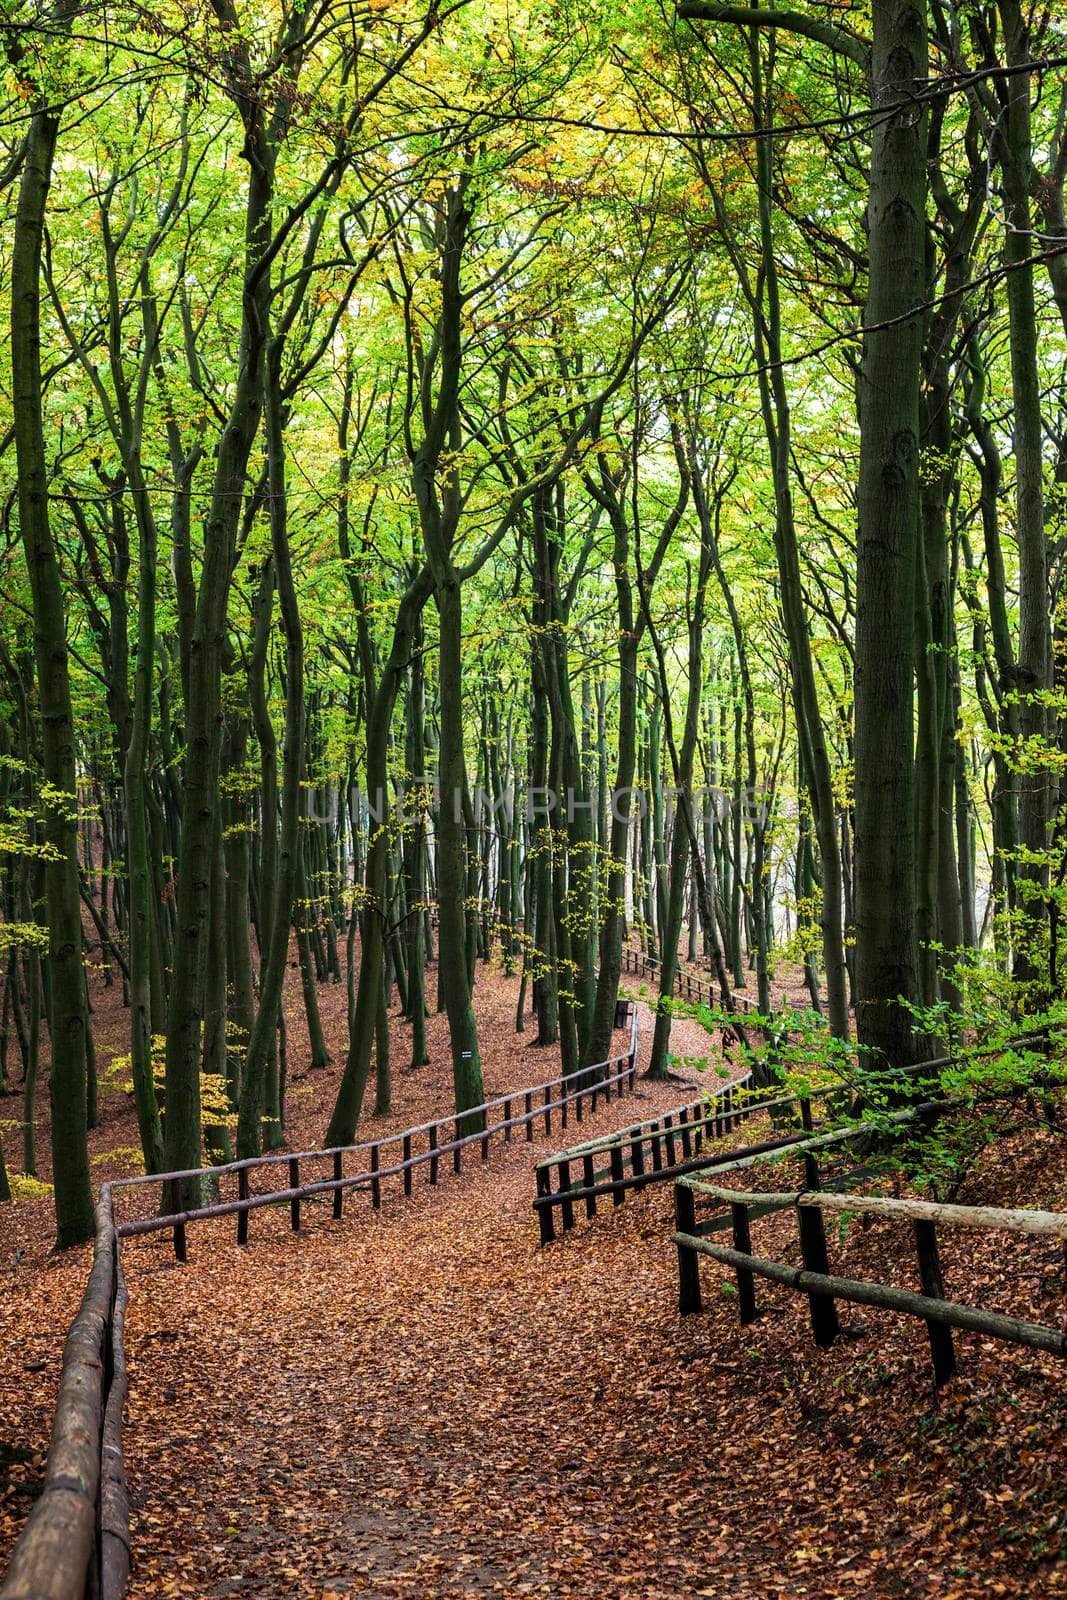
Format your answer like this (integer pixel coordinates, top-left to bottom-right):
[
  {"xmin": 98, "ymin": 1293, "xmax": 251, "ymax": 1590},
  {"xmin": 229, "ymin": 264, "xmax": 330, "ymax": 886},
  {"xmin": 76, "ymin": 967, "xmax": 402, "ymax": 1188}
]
[
  {"xmin": 853, "ymin": 0, "xmax": 928, "ymax": 1070},
  {"xmin": 999, "ymin": 0, "xmax": 1051, "ymax": 993},
  {"xmin": 11, "ymin": 88, "xmax": 94, "ymax": 1246}
]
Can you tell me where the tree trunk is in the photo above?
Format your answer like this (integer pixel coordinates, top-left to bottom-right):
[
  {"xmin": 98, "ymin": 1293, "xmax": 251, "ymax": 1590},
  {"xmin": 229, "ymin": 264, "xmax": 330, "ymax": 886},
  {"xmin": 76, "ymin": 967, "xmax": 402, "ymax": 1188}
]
[
  {"xmin": 11, "ymin": 80, "xmax": 94, "ymax": 1246},
  {"xmin": 853, "ymin": 0, "xmax": 928, "ymax": 1070}
]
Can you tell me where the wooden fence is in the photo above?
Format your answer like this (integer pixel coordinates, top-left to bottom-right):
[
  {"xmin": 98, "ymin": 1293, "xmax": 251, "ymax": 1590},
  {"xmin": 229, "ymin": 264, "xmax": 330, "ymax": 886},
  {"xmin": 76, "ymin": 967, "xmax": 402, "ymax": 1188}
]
[
  {"xmin": 110, "ymin": 1000, "xmax": 638, "ymax": 1260},
  {"xmin": 534, "ymin": 1022, "xmax": 1065, "ymax": 1245},
  {"xmin": 0, "ymin": 1002, "xmax": 639, "ymax": 1600},
  {"xmin": 674, "ymin": 1171, "xmax": 1067, "ymax": 1383},
  {"xmin": 621, "ymin": 945, "xmax": 761, "ymax": 1014},
  {"xmin": 530, "ymin": 1072, "xmax": 865, "ymax": 1242},
  {"xmin": 0, "ymin": 1188, "xmax": 129, "ymax": 1600}
]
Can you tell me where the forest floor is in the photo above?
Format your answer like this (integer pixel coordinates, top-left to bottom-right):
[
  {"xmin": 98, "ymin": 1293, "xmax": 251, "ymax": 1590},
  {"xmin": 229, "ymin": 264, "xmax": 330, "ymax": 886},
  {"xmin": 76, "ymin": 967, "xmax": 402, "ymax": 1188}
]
[{"xmin": 2, "ymin": 952, "xmax": 1066, "ymax": 1599}]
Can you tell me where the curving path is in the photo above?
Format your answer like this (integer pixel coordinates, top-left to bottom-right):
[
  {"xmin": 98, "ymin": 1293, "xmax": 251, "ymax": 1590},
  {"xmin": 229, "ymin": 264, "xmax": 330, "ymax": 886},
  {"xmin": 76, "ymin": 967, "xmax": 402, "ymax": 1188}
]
[{"xmin": 115, "ymin": 1028, "xmax": 1065, "ymax": 1600}]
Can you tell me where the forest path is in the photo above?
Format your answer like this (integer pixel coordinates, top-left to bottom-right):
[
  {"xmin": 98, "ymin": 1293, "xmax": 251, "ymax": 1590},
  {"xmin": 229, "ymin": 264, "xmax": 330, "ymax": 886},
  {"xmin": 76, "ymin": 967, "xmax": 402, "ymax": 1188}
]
[{"xmin": 116, "ymin": 1016, "xmax": 956, "ymax": 1600}]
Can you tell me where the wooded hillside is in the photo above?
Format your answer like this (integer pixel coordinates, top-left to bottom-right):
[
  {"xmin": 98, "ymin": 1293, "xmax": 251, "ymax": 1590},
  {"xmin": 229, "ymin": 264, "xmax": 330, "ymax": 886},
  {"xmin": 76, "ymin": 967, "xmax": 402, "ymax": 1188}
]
[{"xmin": 0, "ymin": 3, "xmax": 1065, "ymax": 1598}]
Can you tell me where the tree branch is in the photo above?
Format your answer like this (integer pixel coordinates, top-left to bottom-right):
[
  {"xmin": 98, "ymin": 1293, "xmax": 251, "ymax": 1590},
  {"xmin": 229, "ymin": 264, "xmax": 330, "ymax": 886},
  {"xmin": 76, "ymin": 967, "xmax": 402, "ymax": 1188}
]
[{"xmin": 676, "ymin": 4, "xmax": 869, "ymax": 71}]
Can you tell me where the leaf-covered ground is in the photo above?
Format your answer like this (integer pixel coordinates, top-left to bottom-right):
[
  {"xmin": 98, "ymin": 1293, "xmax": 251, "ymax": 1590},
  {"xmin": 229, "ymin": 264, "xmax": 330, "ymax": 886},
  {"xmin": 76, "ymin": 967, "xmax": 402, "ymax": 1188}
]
[{"xmin": 2, "ymin": 959, "xmax": 1066, "ymax": 1598}]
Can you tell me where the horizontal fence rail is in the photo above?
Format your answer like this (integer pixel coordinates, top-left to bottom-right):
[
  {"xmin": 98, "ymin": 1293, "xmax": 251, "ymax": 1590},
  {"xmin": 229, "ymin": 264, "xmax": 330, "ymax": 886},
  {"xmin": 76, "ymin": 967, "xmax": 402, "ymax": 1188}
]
[
  {"xmin": 666, "ymin": 1099, "xmax": 964, "ymax": 1272},
  {"xmin": 674, "ymin": 1171, "xmax": 1067, "ymax": 1385}
]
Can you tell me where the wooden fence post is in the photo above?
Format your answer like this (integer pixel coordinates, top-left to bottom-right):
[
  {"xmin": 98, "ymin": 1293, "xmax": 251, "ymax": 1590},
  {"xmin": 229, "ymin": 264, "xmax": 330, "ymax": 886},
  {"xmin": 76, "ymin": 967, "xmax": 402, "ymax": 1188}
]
[
  {"xmin": 664, "ymin": 1114, "xmax": 677, "ymax": 1167},
  {"xmin": 583, "ymin": 1153, "xmax": 597, "ymax": 1219},
  {"xmin": 559, "ymin": 1160, "xmax": 574, "ymax": 1231},
  {"xmin": 429, "ymin": 1124, "xmax": 439, "ymax": 1185},
  {"xmin": 504, "ymin": 1100, "xmax": 512, "ymax": 1144},
  {"xmin": 525, "ymin": 1091, "xmax": 533, "ymax": 1141},
  {"xmin": 402, "ymin": 1135, "xmax": 412, "ymax": 1197},
  {"xmin": 679, "ymin": 1106, "xmax": 693, "ymax": 1160},
  {"xmin": 675, "ymin": 1182, "xmax": 702, "ymax": 1314},
  {"xmin": 536, "ymin": 1166, "xmax": 556, "ymax": 1245},
  {"xmin": 544, "ymin": 1086, "xmax": 552, "ymax": 1135},
  {"xmin": 798, "ymin": 1156, "xmax": 839, "ymax": 1347},
  {"xmin": 170, "ymin": 1179, "xmax": 187, "ymax": 1262},
  {"xmin": 333, "ymin": 1151, "xmax": 344, "ymax": 1219},
  {"xmin": 913, "ymin": 1219, "xmax": 956, "ymax": 1386},
  {"xmin": 453, "ymin": 1120, "xmax": 462, "ymax": 1175},
  {"xmin": 609, "ymin": 1142, "xmax": 624, "ymax": 1207},
  {"xmin": 237, "ymin": 1168, "xmax": 249, "ymax": 1246},
  {"xmin": 731, "ymin": 1201, "xmax": 757, "ymax": 1324},
  {"xmin": 289, "ymin": 1158, "xmax": 300, "ymax": 1233},
  {"xmin": 371, "ymin": 1144, "xmax": 381, "ymax": 1210},
  {"xmin": 630, "ymin": 1137, "xmax": 645, "ymax": 1184}
]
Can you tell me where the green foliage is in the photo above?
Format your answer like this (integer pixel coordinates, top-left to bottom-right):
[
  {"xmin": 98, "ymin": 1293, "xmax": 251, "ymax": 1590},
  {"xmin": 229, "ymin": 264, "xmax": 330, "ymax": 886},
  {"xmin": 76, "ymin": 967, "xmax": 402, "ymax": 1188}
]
[
  {"xmin": 91, "ymin": 1147, "xmax": 146, "ymax": 1175},
  {"xmin": 105, "ymin": 1037, "xmax": 235, "ymax": 1135},
  {"xmin": 8, "ymin": 1172, "xmax": 53, "ymax": 1201}
]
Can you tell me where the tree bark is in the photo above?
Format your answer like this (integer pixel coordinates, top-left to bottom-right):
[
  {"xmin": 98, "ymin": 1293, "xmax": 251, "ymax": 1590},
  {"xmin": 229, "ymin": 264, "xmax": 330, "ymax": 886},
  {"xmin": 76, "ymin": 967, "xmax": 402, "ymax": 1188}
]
[
  {"xmin": 10, "ymin": 60, "xmax": 94, "ymax": 1246},
  {"xmin": 853, "ymin": 0, "xmax": 928, "ymax": 1069}
]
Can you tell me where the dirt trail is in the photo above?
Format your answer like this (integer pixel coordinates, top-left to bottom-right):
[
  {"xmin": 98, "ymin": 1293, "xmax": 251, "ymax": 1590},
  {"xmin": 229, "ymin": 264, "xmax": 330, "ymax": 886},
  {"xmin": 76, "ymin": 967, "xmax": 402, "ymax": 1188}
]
[
  {"xmin": 116, "ymin": 1023, "xmax": 1066, "ymax": 1600},
  {"xmin": 5, "ymin": 973, "xmax": 1064, "ymax": 1600}
]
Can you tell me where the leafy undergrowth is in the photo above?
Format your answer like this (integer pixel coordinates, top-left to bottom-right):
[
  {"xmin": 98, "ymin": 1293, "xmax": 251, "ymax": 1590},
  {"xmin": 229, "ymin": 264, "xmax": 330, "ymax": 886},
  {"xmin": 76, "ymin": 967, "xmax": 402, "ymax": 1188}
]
[{"xmin": 4, "ymin": 959, "xmax": 1063, "ymax": 1598}]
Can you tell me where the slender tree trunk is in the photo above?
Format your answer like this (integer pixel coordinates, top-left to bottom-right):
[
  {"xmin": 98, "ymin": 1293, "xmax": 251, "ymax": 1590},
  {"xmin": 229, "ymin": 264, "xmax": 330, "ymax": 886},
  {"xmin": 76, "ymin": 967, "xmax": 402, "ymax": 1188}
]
[
  {"xmin": 648, "ymin": 518, "xmax": 712, "ymax": 1076},
  {"xmin": 296, "ymin": 835, "xmax": 330, "ymax": 1071},
  {"xmin": 404, "ymin": 633, "xmax": 430, "ymax": 1068},
  {"xmin": 165, "ymin": 130, "xmax": 274, "ymax": 1190},
  {"xmin": 324, "ymin": 577, "xmax": 430, "ymax": 1144},
  {"xmin": 236, "ymin": 336, "xmax": 304, "ymax": 1158},
  {"xmin": 742, "ymin": 54, "xmax": 850, "ymax": 1036},
  {"xmin": 433, "ymin": 577, "xmax": 485, "ymax": 1129}
]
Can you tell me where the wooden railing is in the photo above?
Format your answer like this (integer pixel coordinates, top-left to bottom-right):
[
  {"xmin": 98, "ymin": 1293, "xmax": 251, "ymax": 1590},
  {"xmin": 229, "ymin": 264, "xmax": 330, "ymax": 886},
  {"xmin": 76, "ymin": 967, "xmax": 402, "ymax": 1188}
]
[
  {"xmin": 0, "ymin": 1189, "xmax": 129, "ymax": 1600},
  {"xmin": 667, "ymin": 1094, "xmax": 965, "ymax": 1268},
  {"xmin": 620, "ymin": 945, "xmax": 761, "ymax": 1014},
  {"xmin": 109, "ymin": 1001, "xmax": 639, "ymax": 1260},
  {"xmin": 531, "ymin": 1069, "xmax": 866, "ymax": 1241},
  {"xmin": 535, "ymin": 1020, "xmax": 1066, "ymax": 1247},
  {"xmin": 1, "ymin": 1002, "xmax": 639, "ymax": 1599},
  {"xmin": 674, "ymin": 1167, "xmax": 1067, "ymax": 1385}
]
